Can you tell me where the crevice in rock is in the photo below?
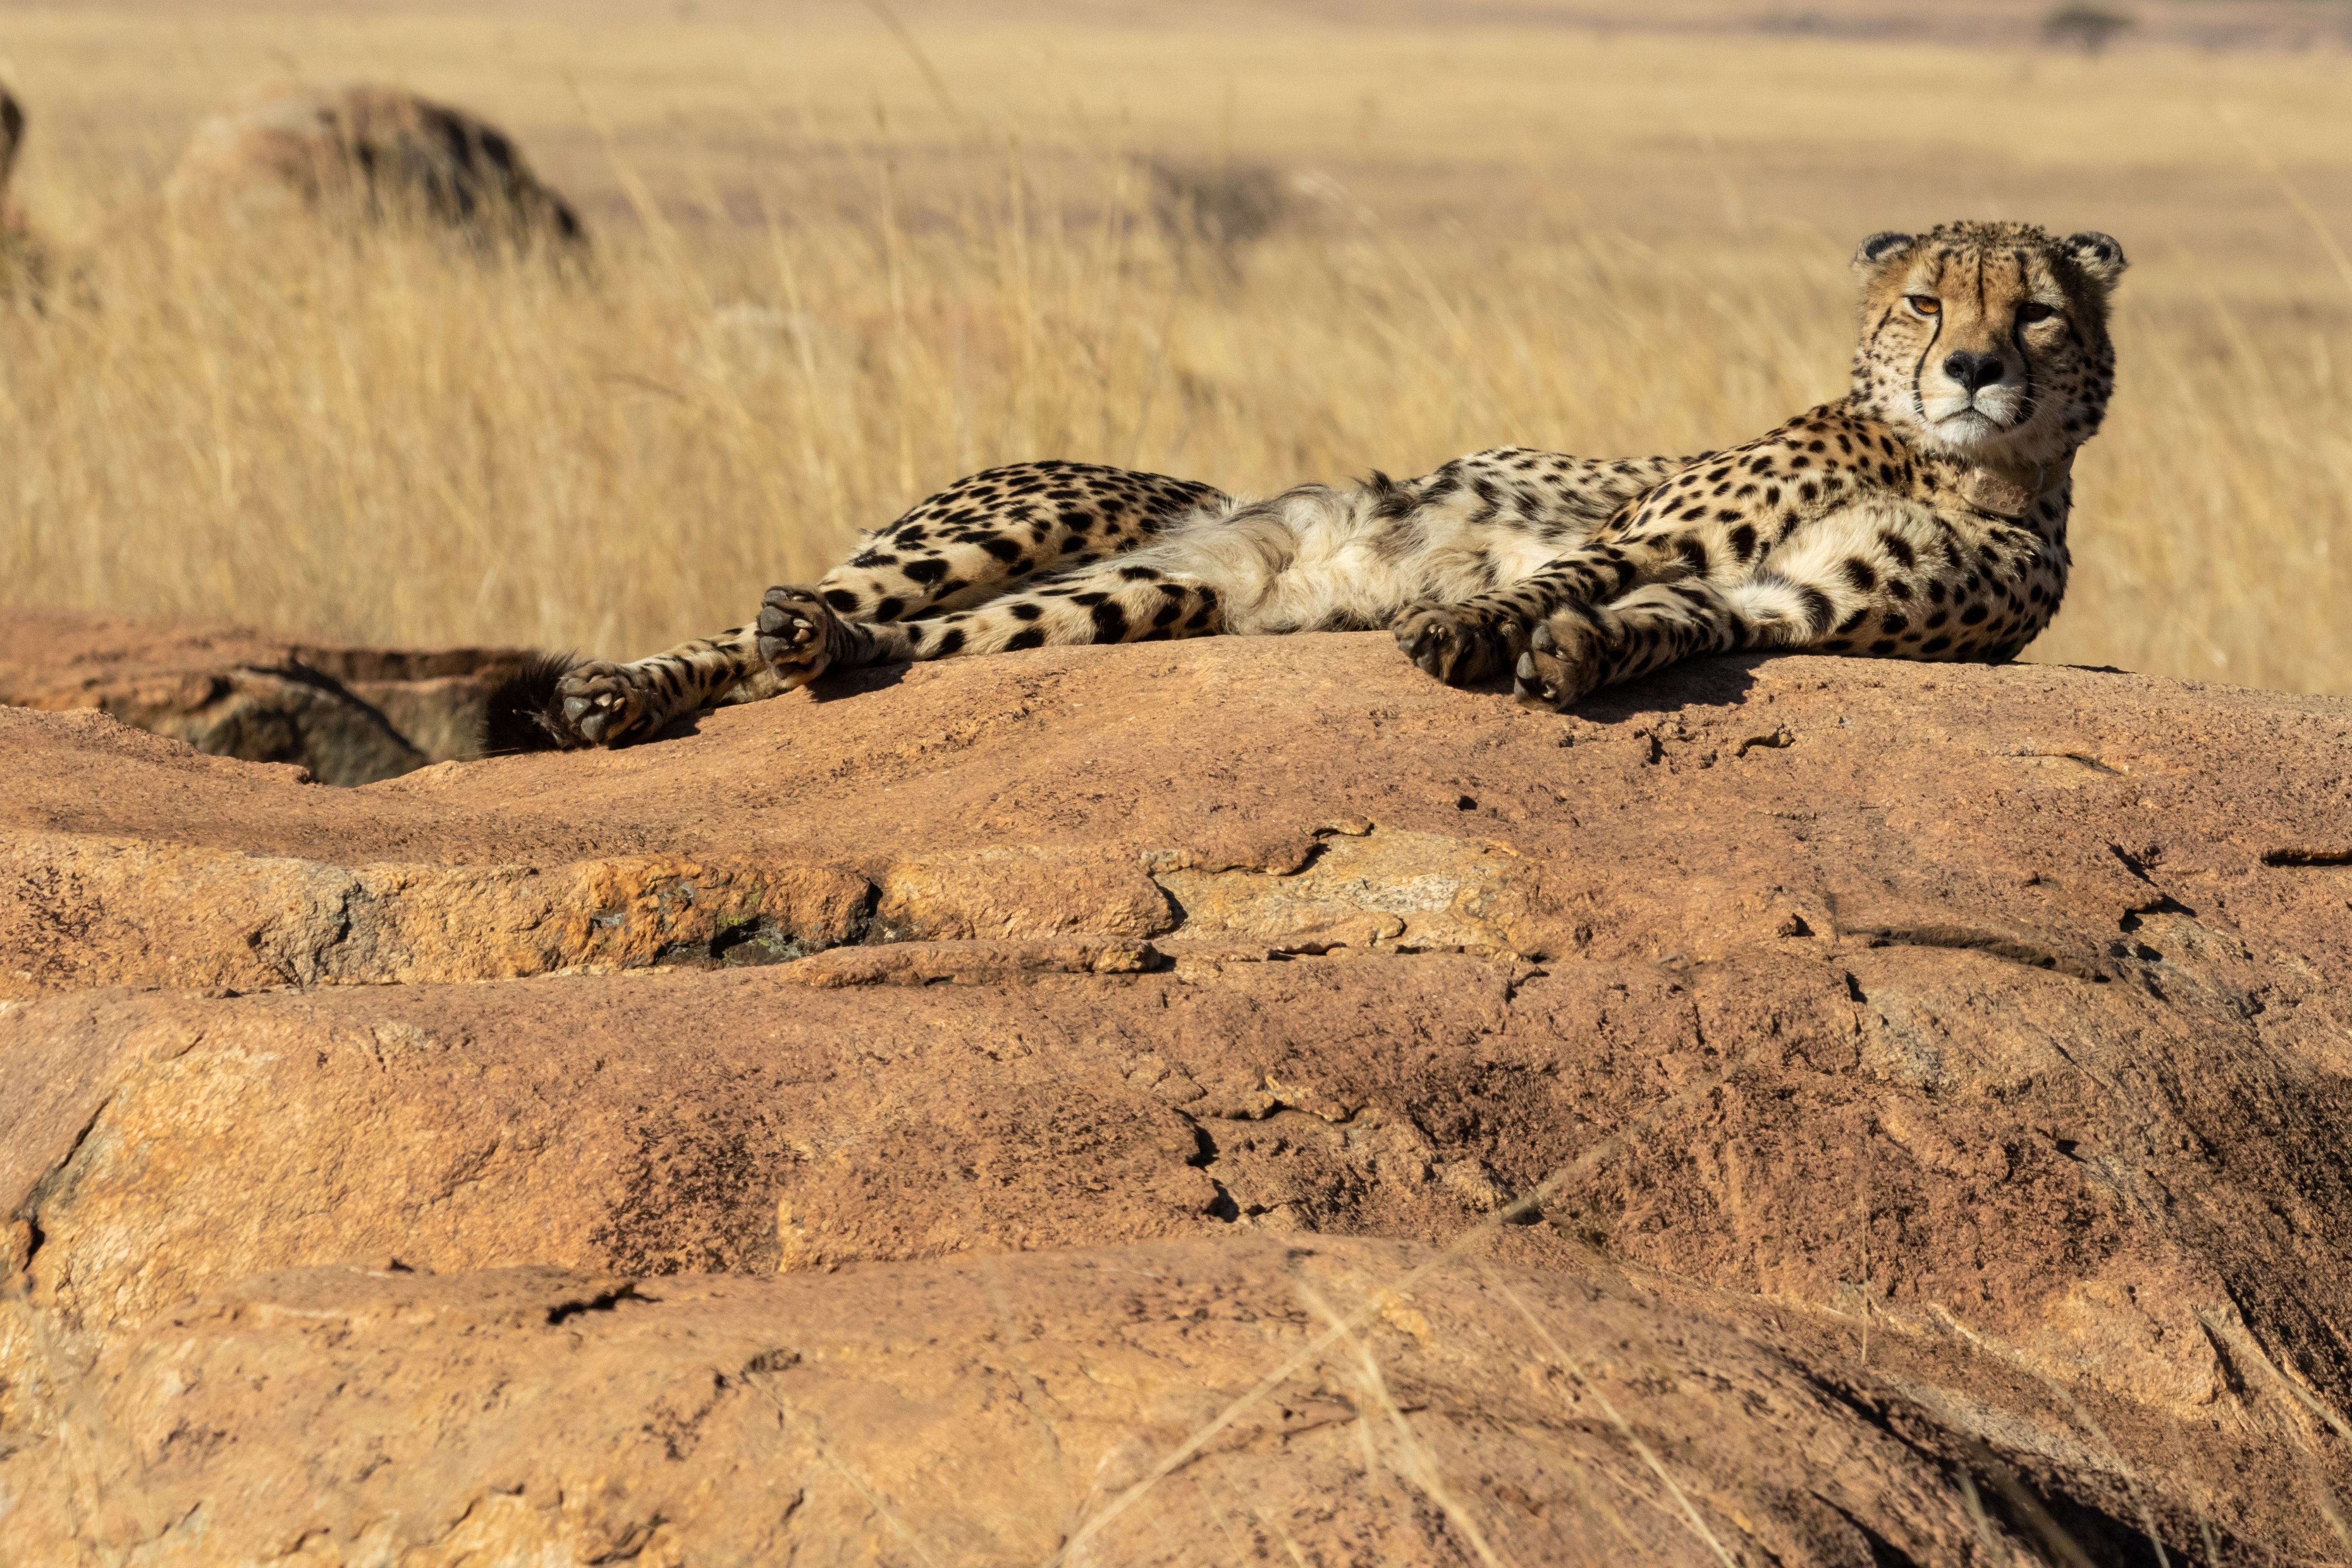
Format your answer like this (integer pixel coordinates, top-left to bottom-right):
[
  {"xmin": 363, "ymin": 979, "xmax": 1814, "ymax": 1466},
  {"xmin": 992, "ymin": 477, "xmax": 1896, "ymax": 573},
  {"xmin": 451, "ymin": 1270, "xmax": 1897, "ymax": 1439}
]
[
  {"xmin": 660, "ymin": 917, "xmax": 834, "ymax": 970},
  {"xmin": 581, "ymin": 1512, "xmax": 670, "ymax": 1564},
  {"xmin": 1800, "ymin": 1374, "xmax": 1956, "ymax": 1475},
  {"xmin": 2117, "ymin": 895, "xmax": 2196, "ymax": 931},
  {"xmin": 545, "ymin": 1282, "xmax": 654, "ymax": 1325},
  {"xmin": 1848, "ymin": 922, "xmax": 2105, "ymax": 982},
  {"xmin": 2019, "ymin": 750, "xmax": 2122, "ymax": 776},
  {"xmin": 1957, "ymin": 1436, "xmax": 2179, "ymax": 1568},
  {"xmin": 1815, "ymin": 1494, "xmax": 1928, "ymax": 1568},
  {"xmin": 2193, "ymin": 1316, "xmax": 2251, "ymax": 1400},
  {"xmin": 16, "ymin": 1094, "xmax": 116, "ymax": 1273},
  {"xmin": 644, "ymin": 877, "xmax": 882, "ymax": 973},
  {"xmin": 738, "ymin": 1348, "xmax": 801, "ymax": 1378},
  {"xmin": 2262, "ymin": 847, "xmax": 2352, "ymax": 867}
]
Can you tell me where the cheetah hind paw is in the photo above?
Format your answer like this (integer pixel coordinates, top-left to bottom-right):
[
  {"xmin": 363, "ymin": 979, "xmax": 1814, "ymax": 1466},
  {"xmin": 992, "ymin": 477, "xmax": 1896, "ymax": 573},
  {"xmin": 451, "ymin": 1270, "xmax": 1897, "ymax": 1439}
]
[
  {"xmin": 1392, "ymin": 603, "xmax": 1519, "ymax": 687},
  {"xmin": 1514, "ymin": 619, "xmax": 1603, "ymax": 711},
  {"xmin": 549, "ymin": 660, "xmax": 673, "ymax": 747},
  {"xmin": 477, "ymin": 654, "xmax": 667, "ymax": 752},
  {"xmin": 480, "ymin": 651, "xmax": 586, "ymax": 753},
  {"xmin": 756, "ymin": 585, "xmax": 844, "ymax": 689}
]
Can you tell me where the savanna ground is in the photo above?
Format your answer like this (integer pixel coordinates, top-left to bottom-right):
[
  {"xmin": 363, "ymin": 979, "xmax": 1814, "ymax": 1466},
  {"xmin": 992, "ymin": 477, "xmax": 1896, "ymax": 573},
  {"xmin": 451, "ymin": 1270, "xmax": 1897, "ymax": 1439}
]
[{"xmin": 2, "ymin": 0, "xmax": 2350, "ymax": 692}]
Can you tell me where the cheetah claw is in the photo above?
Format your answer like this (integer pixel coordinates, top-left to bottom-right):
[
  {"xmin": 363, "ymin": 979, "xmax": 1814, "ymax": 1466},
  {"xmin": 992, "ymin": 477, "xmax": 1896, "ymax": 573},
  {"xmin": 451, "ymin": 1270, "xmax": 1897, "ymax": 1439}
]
[{"xmin": 756, "ymin": 585, "xmax": 840, "ymax": 689}]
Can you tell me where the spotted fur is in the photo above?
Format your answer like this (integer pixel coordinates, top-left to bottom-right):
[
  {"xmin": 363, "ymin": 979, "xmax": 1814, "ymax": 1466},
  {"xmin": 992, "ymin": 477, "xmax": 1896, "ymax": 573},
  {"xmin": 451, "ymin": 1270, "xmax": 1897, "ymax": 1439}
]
[{"xmin": 502, "ymin": 220, "xmax": 2124, "ymax": 750}]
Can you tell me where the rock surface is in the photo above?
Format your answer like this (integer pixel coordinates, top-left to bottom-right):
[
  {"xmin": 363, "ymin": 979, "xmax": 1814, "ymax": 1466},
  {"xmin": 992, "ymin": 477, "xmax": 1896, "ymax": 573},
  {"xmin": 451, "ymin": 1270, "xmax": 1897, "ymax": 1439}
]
[
  {"xmin": 4, "ymin": 628, "xmax": 2352, "ymax": 1562},
  {"xmin": 0, "ymin": 608, "xmax": 538, "ymax": 784}
]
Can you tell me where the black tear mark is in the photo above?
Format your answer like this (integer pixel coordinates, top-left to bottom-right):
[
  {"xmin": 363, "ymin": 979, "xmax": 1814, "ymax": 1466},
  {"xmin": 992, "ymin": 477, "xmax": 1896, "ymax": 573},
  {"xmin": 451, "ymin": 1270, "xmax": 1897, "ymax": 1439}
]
[
  {"xmin": 546, "ymin": 1282, "xmax": 653, "ymax": 1325},
  {"xmin": 1851, "ymin": 923, "xmax": 2105, "ymax": 982},
  {"xmin": 2263, "ymin": 847, "xmax": 2352, "ymax": 867},
  {"xmin": 1205, "ymin": 1184, "xmax": 1241, "ymax": 1222},
  {"xmin": 1845, "ymin": 972, "xmax": 1868, "ymax": 1003}
]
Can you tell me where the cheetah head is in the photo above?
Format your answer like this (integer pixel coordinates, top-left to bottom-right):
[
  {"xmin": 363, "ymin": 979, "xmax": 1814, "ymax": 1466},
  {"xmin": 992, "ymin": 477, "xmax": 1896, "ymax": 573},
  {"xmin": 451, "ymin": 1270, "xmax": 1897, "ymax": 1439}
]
[{"xmin": 1847, "ymin": 220, "xmax": 2125, "ymax": 465}]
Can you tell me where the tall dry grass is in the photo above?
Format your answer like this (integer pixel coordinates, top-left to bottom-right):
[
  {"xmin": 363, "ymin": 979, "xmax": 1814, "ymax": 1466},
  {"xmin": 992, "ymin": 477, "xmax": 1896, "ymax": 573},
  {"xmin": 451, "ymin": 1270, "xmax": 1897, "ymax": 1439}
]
[{"xmin": 1, "ymin": 7, "xmax": 2349, "ymax": 692}]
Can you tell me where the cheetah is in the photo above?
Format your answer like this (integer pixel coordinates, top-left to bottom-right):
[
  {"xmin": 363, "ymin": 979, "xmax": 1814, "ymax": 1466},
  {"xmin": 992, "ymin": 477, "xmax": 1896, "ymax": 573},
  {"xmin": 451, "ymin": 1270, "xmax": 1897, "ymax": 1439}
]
[{"xmin": 489, "ymin": 220, "xmax": 2125, "ymax": 752}]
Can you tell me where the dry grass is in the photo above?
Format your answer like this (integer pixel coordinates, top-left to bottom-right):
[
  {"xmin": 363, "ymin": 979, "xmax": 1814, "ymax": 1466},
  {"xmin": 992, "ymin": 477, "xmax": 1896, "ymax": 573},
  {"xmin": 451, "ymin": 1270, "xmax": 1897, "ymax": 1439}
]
[{"xmin": 1, "ymin": 2, "xmax": 2349, "ymax": 692}]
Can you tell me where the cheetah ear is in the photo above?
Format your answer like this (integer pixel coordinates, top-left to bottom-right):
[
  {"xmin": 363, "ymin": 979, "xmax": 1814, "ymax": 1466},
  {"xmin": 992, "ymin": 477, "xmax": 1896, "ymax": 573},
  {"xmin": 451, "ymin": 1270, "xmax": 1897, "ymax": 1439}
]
[
  {"xmin": 1851, "ymin": 231, "xmax": 1916, "ymax": 276},
  {"xmin": 2061, "ymin": 231, "xmax": 2128, "ymax": 292}
]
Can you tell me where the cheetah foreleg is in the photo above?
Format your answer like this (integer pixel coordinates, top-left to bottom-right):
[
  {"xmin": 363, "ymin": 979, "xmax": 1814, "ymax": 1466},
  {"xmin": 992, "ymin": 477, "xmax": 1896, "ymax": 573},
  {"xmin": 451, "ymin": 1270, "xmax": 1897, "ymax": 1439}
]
[
  {"xmin": 1514, "ymin": 579, "xmax": 1800, "ymax": 710},
  {"xmin": 1391, "ymin": 602, "xmax": 1529, "ymax": 686},
  {"xmin": 756, "ymin": 585, "xmax": 918, "ymax": 687},
  {"xmin": 1392, "ymin": 543, "xmax": 1648, "ymax": 689}
]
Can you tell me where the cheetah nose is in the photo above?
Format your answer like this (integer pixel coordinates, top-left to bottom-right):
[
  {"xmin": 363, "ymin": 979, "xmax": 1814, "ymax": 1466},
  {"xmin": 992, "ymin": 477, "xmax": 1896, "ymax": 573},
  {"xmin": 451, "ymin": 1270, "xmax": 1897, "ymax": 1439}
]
[{"xmin": 1942, "ymin": 351, "xmax": 2005, "ymax": 394}]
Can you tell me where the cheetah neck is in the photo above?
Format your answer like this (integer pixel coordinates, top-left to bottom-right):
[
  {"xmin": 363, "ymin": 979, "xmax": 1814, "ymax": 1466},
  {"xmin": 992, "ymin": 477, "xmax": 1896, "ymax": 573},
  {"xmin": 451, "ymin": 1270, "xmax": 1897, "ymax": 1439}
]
[{"xmin": 1846, "ymin": 397, "xmax": 2079, "ymax": 523}]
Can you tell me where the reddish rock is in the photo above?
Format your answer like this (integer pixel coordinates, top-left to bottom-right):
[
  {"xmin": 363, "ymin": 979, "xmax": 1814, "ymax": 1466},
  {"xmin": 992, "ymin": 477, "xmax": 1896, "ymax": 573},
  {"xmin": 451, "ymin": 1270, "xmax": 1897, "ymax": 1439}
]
[
  {"xmin": 0, "ymin": 1240, "xmax": 2304, "ymax": 1565},
  {"xmin": 0, "ymin": 609, "xmax": 539, "ymax": 784},
  {"xmin": 3, "ymin": 628, "xmax": 2351, "ymax": 1560}
]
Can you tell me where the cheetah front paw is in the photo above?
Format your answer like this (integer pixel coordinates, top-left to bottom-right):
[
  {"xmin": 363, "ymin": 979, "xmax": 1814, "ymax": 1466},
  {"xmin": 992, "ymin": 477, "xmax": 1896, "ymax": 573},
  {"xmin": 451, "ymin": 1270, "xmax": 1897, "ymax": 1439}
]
[
  {"xmin": 1513, "ymin": 619, "xmax": 1604, "ymax": 711},
  {"xmin": 1392, "ymin": 603, "xmax": 1519, "ymax": 687},
  {"xmin": 756, "ymin": 585, "xmax": 845, "ymax": 689},
  {"xmin": 554, "ymin": 660, "xmax": 668, "ymax": 748}
]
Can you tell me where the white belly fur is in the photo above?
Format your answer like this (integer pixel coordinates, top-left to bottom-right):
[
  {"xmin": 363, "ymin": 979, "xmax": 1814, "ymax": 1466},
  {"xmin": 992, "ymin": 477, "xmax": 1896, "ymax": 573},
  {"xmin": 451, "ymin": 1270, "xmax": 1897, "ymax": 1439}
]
[{"xmin": 1131, "ymin": 483, "xmax": 1595, "ymax": 637}]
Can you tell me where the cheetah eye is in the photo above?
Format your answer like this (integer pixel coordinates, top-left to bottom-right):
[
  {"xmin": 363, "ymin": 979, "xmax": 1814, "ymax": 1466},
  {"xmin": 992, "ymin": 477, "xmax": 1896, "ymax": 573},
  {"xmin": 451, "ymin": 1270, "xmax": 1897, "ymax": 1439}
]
[
  {"xmin": 2017, "ymin": 302, "xmax": 2058, "ymax": 325},
  {"xmin": 1905, "ymin": 295, "xmax": 1942, "ymax": 317}
]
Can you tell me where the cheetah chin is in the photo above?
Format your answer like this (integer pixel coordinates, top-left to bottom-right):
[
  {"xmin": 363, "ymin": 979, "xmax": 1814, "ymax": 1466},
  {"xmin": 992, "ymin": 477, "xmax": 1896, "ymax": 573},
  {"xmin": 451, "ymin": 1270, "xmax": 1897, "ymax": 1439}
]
[{"xmin": 493, "ymin": 219, "xmax": 2124, "ymax": 750}]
